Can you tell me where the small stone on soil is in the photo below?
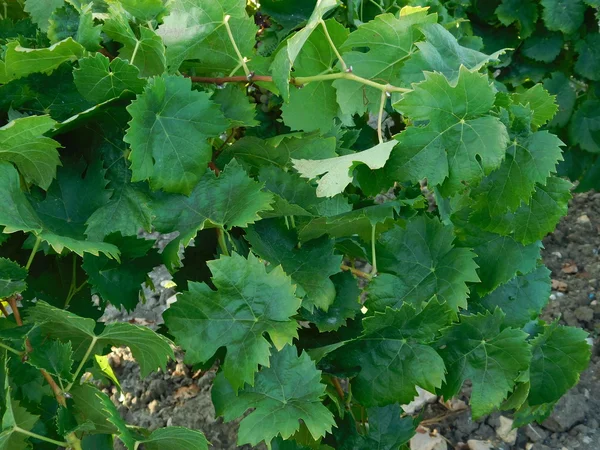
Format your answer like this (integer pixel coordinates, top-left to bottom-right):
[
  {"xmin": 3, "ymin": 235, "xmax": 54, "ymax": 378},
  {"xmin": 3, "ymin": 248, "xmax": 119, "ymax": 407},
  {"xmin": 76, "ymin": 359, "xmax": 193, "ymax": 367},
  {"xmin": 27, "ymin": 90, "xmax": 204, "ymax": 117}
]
[
  {"xmin": 496, "ymin": 416, "xmax": 518, "ymax": 444},
  {"xmin": 466, "ymin": 440, "xmax": 492, "ymax": 450},
  {"xmin": 410, "ymin": 431, "xmax": 447, "ymax": 450}
]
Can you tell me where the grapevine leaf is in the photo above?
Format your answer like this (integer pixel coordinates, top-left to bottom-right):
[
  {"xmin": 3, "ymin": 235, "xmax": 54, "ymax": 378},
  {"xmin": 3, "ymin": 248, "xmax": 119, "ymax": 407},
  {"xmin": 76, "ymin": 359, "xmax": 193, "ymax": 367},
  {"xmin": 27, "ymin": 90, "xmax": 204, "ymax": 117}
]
[
  {"xmin": 390, "ymin": 67, "xmax": 509, "ymax": 195},
  {"xmin": 151, "ymin": 160, "xmax": 273, "ymax": 268},
  {"xmin": 470, "ymin": 131, "xmax": 564, "ymax": 215},
  {"xmin": 543, "ymin": 72, "xmax": 576, "ymax": 128},
  {"xmin": 541, "ymin": 0, "xmax": 586, "ymax": 35},
  {"xmin": 437, "ymin": 310, "xmax": 531, "ymax": 418},
  {"xmin": 120, "ymin": 0, "xmax": 166, "ymax": 21},
  {"xmin": 495, "ymin": 0, "xmax": 538, "ymax": 39},
  {"xmin": 97, "ymin": 390, "xmax": 138, "ymax": 449},
  {"xmin": 82, "ymin": 235, "xmax": 161, "ymax": 311},
  {"xmin": 212, "ymin": 85, "xmax": 258, "ymax": 128},
  {"xmin": 281, "ymin": 19, "xmax": 348, "ymax": 132},
  {"xmin": 302, "ymin": 272, "xmax": 361, "ymax": 332},
  {"xmin": 271, "ymin": 0, "xmax": 339, "ymax": 101},
  {"xmin": 333, "ymin": 9, "xmax": 435, "ymax": 116},
  {"xmin": 292, "ymin": 141, "xmax": 397, "ymax": 197},
  {"xmin": 0, "ymin": 258, "xmax": 27, "ymax": 299},
  {"xmin": 575, "ymin": 34, "xmax": 600, "ymax": 81},
  {"xmin": 0, "ymin": 398, "xmax": 39, "ymax": 450},
  {"xmin": 513, "ymin": 401, "xmax": 556, "ymax": 428},
  {"xmin": 0, "ymin": 115, "xmax": 61, "ymax": 190},
  {"xmin": 23, "ymin": 0, "xmax": 64, "ymax": 32},
  {"xmin": 27, "ymin": 340, "xmax": 73, "ymax": 384},
  {"xmin": 333, "ymin": 300, "xmax": 450, "ymax": 407},
  {"xmin": 0, "ymin": 161, "xmax": 119, "ymax": 258},
  {"xmin": 529, "ymin": 323, "xmax": 591, "ymax": 405},
  {"xmin": 124, "ymin": 74, "xmax": 228, "ymax": 194},
  {"xmin": 375, "ymin": 215, "xmax": 479, "ymax": 313},
  {"xmin": 164, "ymin": 253, "xmax": 301, "ymax": 390},
  {"xmin": 48, "ymin": 2, "xmax": 102, "ymax": 51},
  {"xmin": 569, "ymin": 100, "xmax": 600, "ymax": 153},
  {"xmin": 399, "ymin": 23, "xmax": 505, "ymax": 86},
  {"xmin": 522, "ymin": 30, "xmax": 563, "ymax": 63},
  {"xmin": 74, "ymin": 54, "xmax": 146, "ymax": 104},
  {"xmin": 103, "ymin": 3, "xmax": 165, "ymax": 77},
  {"xmin": 246, "ymin": 219, "xmax": 342, "ymax": 312},
  {"xmin": 71, "ymin": 384, "xmax": 118, "ymax": 435},
  {"xmin": 512, "ymin": 84, "xmax": 558, "ymax": 128},
  {"xmin": 26, "ymin": 301, "xmax": 174, "ymax": 376},
  {"xmin": 472, "ymin": 265, "xmax": 551, "ymax": 328},
  {"xmin": 0, "ymin": 38, "xmax": 84, "ymax": 84},
  {"xmin": 212, "ymin": 345, "xmax": 335, "ymax": 446},
  {"xmin": 141, "ymin": 427, "xmax": 209, "ymax": 450}
]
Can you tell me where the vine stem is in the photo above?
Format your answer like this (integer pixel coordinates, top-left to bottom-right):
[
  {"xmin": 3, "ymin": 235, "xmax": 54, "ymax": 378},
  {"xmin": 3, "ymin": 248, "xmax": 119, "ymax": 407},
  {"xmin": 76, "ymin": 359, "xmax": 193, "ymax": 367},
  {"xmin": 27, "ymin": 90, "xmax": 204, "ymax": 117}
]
[
  {"xmin": 320, "ymin": 19, "xmax": 347, "ymax": 71},
  {"xmin": 129, "ymin": 39, "xmax": 141, "ymax": 66},
  {"xmin": 65, "ymin": 336, "xmax": 98, "ymax": 392},
  {"xmin": 216, "ymin": 228, "xmax": 230, "ymax": 256},
  {"xmin": 371, "ymin": 224, "xmax": 378, "ymax": 275},
  {"xmin": 223, "ymin": 15, "xmax": 250, "ymax": 77},
  {"xmin": 377, "ymin": 90, "xmax": 387, "ymax": 144},
  {"xmin": 13, "ymin": 427, "xmax": 69, "ymax": 447},
  {"xmin": 0, "ymin": 302, "xmax": 9, "ymax": 318},
  {"xmin": 0, "ymin": 341, "xmax": 23, "ymax": 357},
  {"xmin": 25, "ymin": 235, "xmax": 41, "ymax": 270},
  {"xmin": 340, "ymin": 264, "xmax": 372, "ymax": 280},
  {"xmin": 332, "ymin": 377, "xmax": 345, "ymax": 400}
]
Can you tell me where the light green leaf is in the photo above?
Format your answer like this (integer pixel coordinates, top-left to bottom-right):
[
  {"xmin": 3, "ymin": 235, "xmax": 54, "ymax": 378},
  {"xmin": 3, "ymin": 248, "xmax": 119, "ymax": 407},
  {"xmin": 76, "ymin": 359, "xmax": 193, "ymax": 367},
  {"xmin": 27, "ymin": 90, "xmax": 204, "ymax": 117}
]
[
  {"xmin": 569, "ymin": 99, "xmax": 600, "ymax": 153},
  {"xmin": 0, "ymin": 258, "xmax": 27, "ymax": 299},
  {"xmin": 575, "ymin": 34, "xmax": 600, "ymax": 81},
  {"xmin": 390, "ymin": 67, "xmax": 509, "ymax": 195},
  {"xmin": 0, "ymin": 115, "xmax": 61, "ymax": 190},
  {"xmin": 293, "ymin": 141, "xmax": 397, "ymax": 197},
  {"xmin": 512, "ymin": 85, "xmax": 558, "ymax": 128},
  {"xmin": 48, "ymin": 2, "xmax": 102, "ymax": 51},
  {"xmin": 213, "ymin": 345, "xmax": 335, "ymax": 446},
  {"xmin": 333, "ymin": 300, "xmax": 450, "ymax": 406},
  {"xmin": 495, "ymin": 0, "xmax": 538, "ymax": 39},
  {"xmin": 529, "ymin": 323, "xmax": 591, "ymax": 405},
  {"xmin": 438, "ymin": 310, "xmax": 531, "ymax": 418},
  {"xmin": 74, "ymin": 54, "xmax": 146, "ymax": 104},
  {"xmin": 124, "ymin": 74, "xmax": 228, "ymax": 194},
  {"xmin": 246, "ymin": 219, "xmax": 342, "ymax": 312},
  {"xmin": 165, "ymin": 253, "xmax": 301, "ymax": 390},
  {"xmin": 541, "ymin": 0, "xmax": 586, "ymax": 35},
  {"xmin": 142, "ymin": 427, "xmax": 209, "ymax": 450},
  {"xmin": 103, "ymin": 3, "xmax": 165, "ymax": 77},
  {"xmin": 24, "ymin": 0, "xmax": 64, "ymax": 32},
  {"xmin": 120, "ymin": 0, "xmax": 166, "ymax": 21},
  {"xmin": 0, "ymin": 38, "xmax": 84, "ymax": 84}
]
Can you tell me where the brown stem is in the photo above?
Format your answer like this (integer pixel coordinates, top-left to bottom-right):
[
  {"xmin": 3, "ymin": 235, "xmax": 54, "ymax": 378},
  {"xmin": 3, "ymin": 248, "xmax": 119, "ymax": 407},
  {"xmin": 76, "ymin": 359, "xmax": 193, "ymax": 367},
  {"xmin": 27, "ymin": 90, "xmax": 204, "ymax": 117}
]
[
  {"xmin": 40, "ymin": 370, "xmax": 67, "ymax": 407},
  {"xmin": 0, "ymin": 302, "xmax": 9, "ymax": 318},
  {"xmin": 332, "ymin": 377, "xmax": 345, "ymax": 400},
  {"xmin": 6, "ymin": 295, "xmax": 23, "ymax": 326},
  {"xmin": 188, "ymin": 75, "xmax": 273, "ymax": 84},
  {"xmin": 341, "ymin": 264, "xmax": 373, "ymax": 280}
]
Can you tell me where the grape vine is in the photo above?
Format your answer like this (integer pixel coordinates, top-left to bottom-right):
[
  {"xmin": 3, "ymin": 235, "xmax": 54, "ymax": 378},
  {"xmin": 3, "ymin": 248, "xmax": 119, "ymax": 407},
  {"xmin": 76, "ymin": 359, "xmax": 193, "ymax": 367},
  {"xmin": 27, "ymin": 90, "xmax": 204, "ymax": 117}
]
[{"xmin": 0, "ymin": 0, "xmax": 592, "ymax": 449}]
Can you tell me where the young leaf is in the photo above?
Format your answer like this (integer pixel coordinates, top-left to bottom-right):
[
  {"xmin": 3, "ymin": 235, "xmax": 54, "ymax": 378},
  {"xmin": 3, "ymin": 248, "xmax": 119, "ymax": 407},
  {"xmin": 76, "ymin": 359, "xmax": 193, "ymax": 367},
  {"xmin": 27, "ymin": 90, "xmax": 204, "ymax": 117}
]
[
  {"xmin": 0, "ymin": 258, "xmax": 27, "ymax": 299},
  {"xmin": 512, "ymin": 85, "xmax": 558, "ymax": 128},
  {"xmin": 390, "ymin": 67, "xmax": 509, "ymax": 195},
  {"xmin": 293, "ymin": 141, "xmax": 397, "ymax": 197},
  {"xmin": 0, "ymin": 115, "xmax": 61, "ymax": 190},
  {"xmin": 164, "ymin": 252, "xmax": 301, "ymax": 390},
  {"xmin": 74, "ymin": 54, "xmax": 147, "ymax": 104},
  {"xmin": 212, "ymin": 345, "xmax": 335, "ymax": 446},
  {"xmin": 437, "ymin": 310, "xmax": 531, "ymax": 418},
  {"xmin": 124, "ymin": 74, "xmax": 228, "ymax": 194},
  {"xmin": 246, "ymin": 219, "xmax": 342, "ymax": 312}
]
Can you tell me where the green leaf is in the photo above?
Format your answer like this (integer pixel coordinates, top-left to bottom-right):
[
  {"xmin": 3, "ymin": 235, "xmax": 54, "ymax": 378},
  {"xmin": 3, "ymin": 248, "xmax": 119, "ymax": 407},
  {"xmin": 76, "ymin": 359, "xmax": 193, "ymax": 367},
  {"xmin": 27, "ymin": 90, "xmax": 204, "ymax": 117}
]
[
  {"xmin": 575, "ymin": 34, "xmax": 600, "ymax": 81},
  {"xmin": 271, "ymin": 0, "xmax": 339, "ymax": 101},
  {"xmin": 0, "ymin": 258, "xmax": 27, "ymax": 299},
  {"xmin": 151, "ymin": 160, "xmax": 273, "ymax": 268},
  {"xmin": 120, "ymin": 0, "xmax": 166, "ymax": 21},
  {"xmin": 82, "ymin": 235, "xmax": 161, "ymax": 311},
  {"xmin": 333, "ymin": 9, "xmax": 435, "ymax": 115},
  {"xmin": 399, "ymin": 23, "xmax": 504, "ymax": 87},
  {"xmin": 529, "ymin": 323, "xmax": 591, "ymax": 405},
  {"xmin": 97, "ymin": 388, "xmax": 139, "ymax": 449},
  {"xmin": 0, "ymin": 399, "xmax": 39, "ymax": 450},
  {"xmin": 543, "ymin": 72, "xmax": 576, "ymax": 128},
  {"xmin": 26, "ymin": 301, "xmax": 174, "ymax": 376},
  {"xmin": 390, "ymin": 67, "xmax": 509, "ymax": 195},
  {"xmin": 74, "ymin": 54, "xmax": 146, "ymax": 104},
  {"xmin": 164, "ymin": 252, "xmax": 301, "ymax": 390},
  {"xmin": 0, "ymin": 115, "xmax": 61, "ymax": 190},
  {"xmin": 212, "ymin": 84, "xmax": 258, "ymax": 128},
  {"xmin": 522, "ymin": 30, "xmax": 563, "ymax": 63},
  {"xmin": 281, "ymin": 19, "xmax": 348, "ymax": 132},
  {"xmin": 27, "ymin": 340, "xmax": 73, "ymax": 384},
  {"xmin": 293, "ymin": 141, "xmax": 397, "ymax": 197},
  {"xmin": 374, "ymin": 215, "xmax": 479, "ymax": 313},
  {"xmin": 103, "ymin": 3, "xmax": 165, "ymax": 77},
  {"xmin": 23, "ymin": 0, "xmax": 64, "ymax": 32},
  {"xmin": 142, "ymin": 427, "xmax": 209, "ymax": 450},
  {"xmin": 541, "ymin": 0, "xmax": 586, "ymax": 35},
  {"xmin": 246, "ymin": 219, "xmax": 342, "ymax": 312},
  {"xmin": 472, "ymin": 265, "xmax": 551, "ymax": 328},
  {"xmin": 495, "ymin": 0, "xmax": 538, "ymax": 39},
  {"xmin": 302, "ymin": 272, "xmax": 361, "ymax": 332},
  {"xmin": 333, "ymin": 300, "xmax": 450, "ymax": 406},
  {"xmin": 124, "ymin": 74, "xmax": 228, "ymax": 194},
  {"xmin": 71, "ymin": 383, "xmax": 118, "ymax": 435},
  {"xmin": 0, "ymin": 161, "xmax": 119, "ymax": 258},
  {"xmin": 569, "ymin": 99, "xmax": 600, "ymax": 153},
  {"xmin": 512, "ymin": 85, "xmax": 558, "ymax": 128},
  {"xmin": 213, "ymin": 345, "xmax": 335, "ymax": 446},
  {"xmin": 92, "ymin": 355, "xmax": 121, "ymax": 391},
  {"xmin": 437, "ymin": 310, "xmax": 531, "ymax": 418},
  {"xmin": 48, "ymin": 2, "xmax": 102, "ymax": 51}
]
